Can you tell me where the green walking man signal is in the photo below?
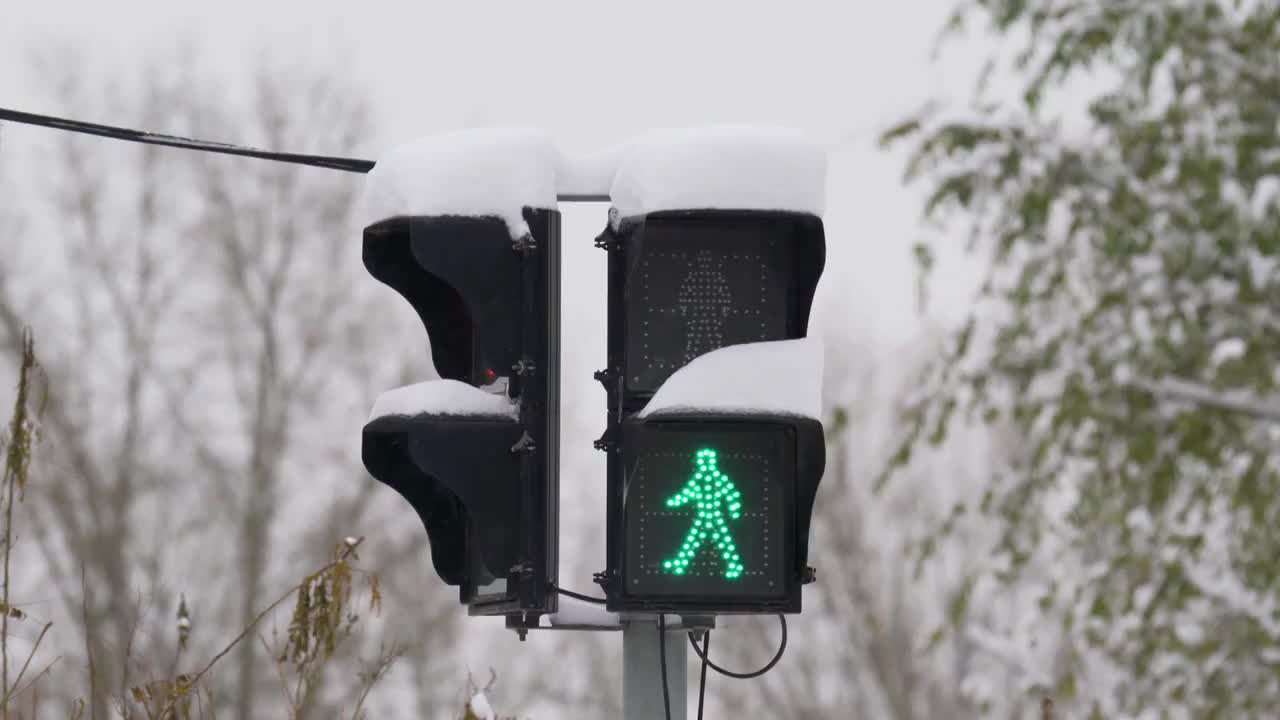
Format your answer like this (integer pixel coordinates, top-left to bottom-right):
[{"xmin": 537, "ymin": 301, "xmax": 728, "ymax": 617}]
[{"xmin": 662, "ymin": 448, "xmax": 745, "ymax": 579}]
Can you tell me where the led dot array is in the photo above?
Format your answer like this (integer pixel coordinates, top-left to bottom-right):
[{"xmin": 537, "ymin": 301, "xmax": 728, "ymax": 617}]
[
  {"xmin": 676, "ymin": 252, "xmax": 734, "ymax": 362},
  {"xmin": 663, "ymin": 448, "xmax": 745, "ymax": 579},
  {"xmin": 632, "ymin": 246, "xmax": 780, "ymax": 391}
]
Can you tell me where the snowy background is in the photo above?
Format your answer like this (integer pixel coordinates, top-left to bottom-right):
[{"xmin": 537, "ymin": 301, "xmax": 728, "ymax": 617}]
[{"xmin": 0, "ymin": 1, "xmax": 1051, "ymax": 718}]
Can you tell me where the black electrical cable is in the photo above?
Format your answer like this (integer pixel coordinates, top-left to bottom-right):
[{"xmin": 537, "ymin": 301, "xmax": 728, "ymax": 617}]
[
  {"xmin": 695, "ymin": 631, "xmax": 710, "ymax": 720},
  {"xmin": 0, "ymin": 106, "xmax": 613, "ymax": 202},
  {"xmin": 687, "ymin": 614, "xmax": 787, "ymax": 680},
  {"xmin": 658, "ymin": 614, "xmax": 673, "ymax": 720},
  {"xmin": 549, "ymin": 584, "xmax": 608, "ymax": 605},
  {"xmin": 0, "ymin": 107, "xmax": 376, "ymax": 173}
]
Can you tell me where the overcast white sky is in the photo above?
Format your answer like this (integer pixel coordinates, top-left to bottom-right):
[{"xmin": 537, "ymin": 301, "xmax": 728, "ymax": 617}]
[
  {"xmin": 1, "ymin": 0, "xmax": 993, "ymax": 711},
  {"xmin": 1, "ymin": 0, "xmax": 987, "ymax": 345}
]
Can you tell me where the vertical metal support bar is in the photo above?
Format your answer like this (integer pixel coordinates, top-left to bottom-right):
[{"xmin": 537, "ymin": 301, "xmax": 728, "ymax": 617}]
[
  {"xmin": 623, "ymin": 617, "xmax": 687, "ymax": 720},
  {"xmin": 515, "ymin": 208, "xmax": 560, "ymax": 615},
  {"xmin": 543, "ymin": 211, "xmax": 561, "ymax": 607},
  {"xmin": 602, "ymin": 225, "xmax": 624, "ymax": 598}
]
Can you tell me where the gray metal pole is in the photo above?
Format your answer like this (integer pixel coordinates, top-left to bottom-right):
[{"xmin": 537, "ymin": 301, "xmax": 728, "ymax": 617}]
[{"xmin": 623, "ymin": 616, "xmax": 687, "ymax": 720}]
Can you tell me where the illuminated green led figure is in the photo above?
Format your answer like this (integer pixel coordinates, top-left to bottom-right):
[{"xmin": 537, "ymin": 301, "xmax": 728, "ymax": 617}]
[{"xmin": 662, "ymin": 448, "xmax": 744, "ymax": 579}]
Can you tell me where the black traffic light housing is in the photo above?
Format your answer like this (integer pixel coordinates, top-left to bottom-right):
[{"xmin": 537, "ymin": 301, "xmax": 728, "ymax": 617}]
[
  {"xmin": 615, "ymin": 413, "xmax": 825, "ymax": 614},
  {"xmin": 596, "ymin": 209, "xmax": 826, "ymax": 614},
  {"xmin": 599, "ymin": 210, "xmax": 825, "ymax": 412},
  {"xmin": 361, "ymin": 209, "xmax": 560, "ymax": 617}
]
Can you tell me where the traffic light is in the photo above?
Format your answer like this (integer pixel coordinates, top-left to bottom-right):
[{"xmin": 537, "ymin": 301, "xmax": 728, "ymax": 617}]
[
  {"xmin": 595, "ymin": 209, "xmax": 827, "ymax": 614},
  {"xmin": 617, "ymin": 411, "xmax": 825, "ymax": 613},
  {"xmin": 361, "ymin": 209, "xmax": 560, "ymax": 617},
  {"xmin": 356, "ymin": 126, "xmax": 826, "ymax": 623},
  {"xmin": 598, "ymin": 210, "xmax": 825, "ymax": 405}
]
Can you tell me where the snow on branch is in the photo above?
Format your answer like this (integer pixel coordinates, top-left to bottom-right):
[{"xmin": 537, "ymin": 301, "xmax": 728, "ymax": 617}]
[{"xmin": 1132, "ymin": 376, "xmax": 1280, "ymax": 424}]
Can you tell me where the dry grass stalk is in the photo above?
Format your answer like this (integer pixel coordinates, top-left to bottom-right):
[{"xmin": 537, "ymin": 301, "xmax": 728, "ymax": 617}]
[
  {"xmin": 146, "ymin": 536, "xmax": 381, "ymax": 719},
  {"xmin": 1, "ymin": 328, "xmax": 47, "ymax": 719},
  {"xmin": 0, "ymin": 331, "xmax": 399, "ymax": 718}
]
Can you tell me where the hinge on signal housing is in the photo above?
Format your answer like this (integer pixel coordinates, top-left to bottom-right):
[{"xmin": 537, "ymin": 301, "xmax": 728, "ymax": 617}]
[
  {"xmin": 593, "ymin": 226, "xmax": 620, "ymax": 251},
  {"xmin": 513, "ymin": 358, "xmax": 537, "ymax": 377},
  {"xmin": 512, "ymin": 233, "xmax": 537, "ymax": 255},
  {"xmin": 592, "ymin": 429, "xmax": 618, "ymax": 453},
  {"xmin": 593, "ymin": 569, "xmax": 617, "ymax": 593},
  {"xmin": 510, "ymin": 432, "xmax": 537, "ymax": 454}
]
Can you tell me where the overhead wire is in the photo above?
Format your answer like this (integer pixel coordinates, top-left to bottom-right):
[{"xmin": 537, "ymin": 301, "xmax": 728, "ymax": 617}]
[
  {"xmin": 0, "ymin": 107, "xmax": 375, "ymax": 173},
  {"xmin": 0, "ymin": 106, "xmax": 611, "ymax": 201}
]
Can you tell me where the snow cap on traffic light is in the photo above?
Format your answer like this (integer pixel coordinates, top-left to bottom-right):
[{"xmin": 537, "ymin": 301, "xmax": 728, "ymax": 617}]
[
  {"xmin": 637, "ymin": 338, "xmax": 824, "ymax": 420},
  {"xmin": 608, "ymin": 126, "xmax": 827, "ymax": 221},
  {"xmin": 361, "ymin": 127, "xmax": 558, "ymax": 239},
  {"xmin": 368, "ymin": 379, "xmax": 518, "ymax": 422}
]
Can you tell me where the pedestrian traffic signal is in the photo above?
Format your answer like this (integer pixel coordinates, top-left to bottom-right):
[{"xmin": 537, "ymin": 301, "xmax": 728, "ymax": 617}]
[
  {"xmin": 597, "ymin": 210, "xmax": 825, "ymax": 411},
  {"xmin": 615, "ymin": 414, "xmax": 825, "ymax": 613},
  {"xmin": 596, "ymin": 208, "xmax": 827, "ymax": 614},
  {"xmin": 361, "ymin": 209, "xmax": 560, "ymax": 618}
]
